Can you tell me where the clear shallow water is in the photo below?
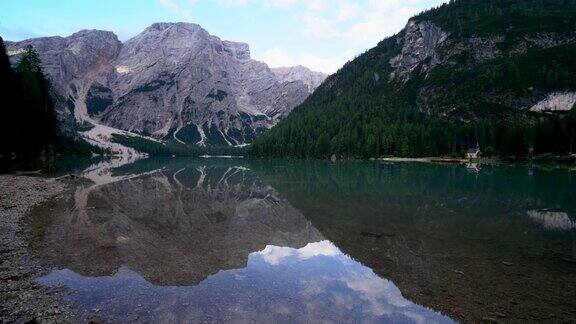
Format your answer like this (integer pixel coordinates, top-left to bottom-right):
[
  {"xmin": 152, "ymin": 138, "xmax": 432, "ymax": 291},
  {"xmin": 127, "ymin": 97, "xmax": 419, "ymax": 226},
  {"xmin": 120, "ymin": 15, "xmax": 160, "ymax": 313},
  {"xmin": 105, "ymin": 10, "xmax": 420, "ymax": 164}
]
[
  {"xmin": 26, "ymin": 158, "xmax": 576, "ymax": 323},
  {"xmin": 38, "ymin": 241, "xmax": 452, "ymax": 323}
]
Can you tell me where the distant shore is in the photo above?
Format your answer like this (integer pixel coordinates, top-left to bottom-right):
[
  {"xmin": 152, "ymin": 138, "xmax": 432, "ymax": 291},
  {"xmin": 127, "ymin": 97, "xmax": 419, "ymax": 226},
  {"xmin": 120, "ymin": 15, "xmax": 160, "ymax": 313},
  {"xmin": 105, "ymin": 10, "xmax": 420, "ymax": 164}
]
[
  {"xmin": 378, "ymin": 155, "xmax": 576, "ymax": 165},
  {"xmin": 379, "ymin": 157, "xmax": 488, "ymax": 164}
]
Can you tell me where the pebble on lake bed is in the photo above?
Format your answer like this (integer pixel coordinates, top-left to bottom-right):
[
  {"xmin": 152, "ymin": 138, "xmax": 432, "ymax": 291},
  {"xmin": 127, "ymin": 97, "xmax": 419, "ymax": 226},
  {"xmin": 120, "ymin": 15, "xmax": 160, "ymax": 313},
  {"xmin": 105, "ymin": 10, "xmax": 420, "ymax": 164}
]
[{"xmin": 0, "ymin": 175, "xmax": 73, "ymax": 323}]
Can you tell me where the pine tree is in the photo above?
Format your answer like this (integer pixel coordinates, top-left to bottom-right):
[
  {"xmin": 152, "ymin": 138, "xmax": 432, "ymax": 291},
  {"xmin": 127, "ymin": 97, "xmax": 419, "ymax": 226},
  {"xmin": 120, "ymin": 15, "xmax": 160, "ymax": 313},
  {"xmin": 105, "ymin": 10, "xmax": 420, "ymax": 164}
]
[
  {"xmin": 0, "ymin": 42, "xmax": 58, "ymax": 162},
  {"xmin": 14, "ymin": 45, "xmax": 58, "ymax": 158},
  {"xmin": 0, "ymin": 37, "xmax": 22, "ymax": 156}
]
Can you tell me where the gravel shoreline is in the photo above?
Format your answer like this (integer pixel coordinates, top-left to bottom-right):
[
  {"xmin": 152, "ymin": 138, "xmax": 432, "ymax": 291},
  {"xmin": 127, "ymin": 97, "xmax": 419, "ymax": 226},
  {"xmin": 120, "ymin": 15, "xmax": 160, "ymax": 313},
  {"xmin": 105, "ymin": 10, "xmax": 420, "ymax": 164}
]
[{"xmin": 0, "ymin": 175, "xmax": 73, "ymax": 323}]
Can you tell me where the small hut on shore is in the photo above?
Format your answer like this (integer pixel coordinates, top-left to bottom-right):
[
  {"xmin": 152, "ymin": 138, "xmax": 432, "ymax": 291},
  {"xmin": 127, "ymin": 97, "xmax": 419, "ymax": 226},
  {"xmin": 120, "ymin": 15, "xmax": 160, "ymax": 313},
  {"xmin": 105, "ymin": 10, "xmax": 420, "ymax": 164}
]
[{"xmin": 466, "ymin": 148, "xmax": 482, "ymax": 159}]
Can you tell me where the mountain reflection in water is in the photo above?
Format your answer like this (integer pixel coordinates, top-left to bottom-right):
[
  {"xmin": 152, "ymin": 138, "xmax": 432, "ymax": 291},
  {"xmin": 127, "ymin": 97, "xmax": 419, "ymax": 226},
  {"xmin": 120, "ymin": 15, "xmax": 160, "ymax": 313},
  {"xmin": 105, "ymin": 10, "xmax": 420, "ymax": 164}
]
[
  {"xmin": 27, "ymin": 158, "xmax": 576, "ymax": 323},
  {"xmin": 29, "ymin": 158, "xmax": 453, "ymax": 323}
]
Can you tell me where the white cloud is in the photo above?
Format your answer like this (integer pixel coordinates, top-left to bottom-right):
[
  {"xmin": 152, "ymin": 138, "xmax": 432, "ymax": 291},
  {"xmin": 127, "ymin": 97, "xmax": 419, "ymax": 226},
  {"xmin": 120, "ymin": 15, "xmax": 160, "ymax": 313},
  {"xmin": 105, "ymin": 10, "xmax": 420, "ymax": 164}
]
[
  {"xmin": 298, "ymin": 240, "xmax": 340, "ymax": 259},
  {"xmin": 156, "ymin": 0, "xmax": 179, "ymax": 11},
  {"xmin": 300, "ymin": 12, "xmax": 339, "ymax": 38},
  {"xmin": 258, "ymin": 240, "xmax": 341, "ymax": 266},
  {"xmin": 264, "ymin": 0, "xmax": 299, "ymax": 8},
  {"xmin": 258, "ymin": 0, "xmax": 448, "ymax": 71},
  {"xmin": 155, "ymin": 0, "xmax": 194, "ymax": 20},
  {"xmin": 214, "ymin": 0, "xmax": 298, "ymax": 7},
  {"xmin": 259, "ymin": 245, "xmax": 294, "ymax": 265},
  {"xmin": 304, "ymin": 0, "xmax": 328, "ymax": 12},
  {"xmin": 298, "ymin": 0, "xmax": 448, "ymax": 45},
  {"xmin": 214, "ymin": 0, "xmax": 252, "ymax": 5},
  {"xmin": 260, "ymin": 47, "xmax": 296, "ymax": 66},
  {"xmin": 259, "ymin": 47, "xmax": 348, "ymax": 74},
  {"xmin": 335, "ymin": 0, "xmax": 362, "ymax": 22}
]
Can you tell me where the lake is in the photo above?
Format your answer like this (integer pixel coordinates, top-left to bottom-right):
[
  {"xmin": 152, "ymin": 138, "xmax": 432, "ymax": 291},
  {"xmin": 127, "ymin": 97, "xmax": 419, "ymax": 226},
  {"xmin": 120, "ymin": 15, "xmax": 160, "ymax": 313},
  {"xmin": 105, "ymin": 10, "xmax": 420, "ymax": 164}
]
[{"xmin": 25, "ymin": 158, "xmax": 576, "ymax": 323}]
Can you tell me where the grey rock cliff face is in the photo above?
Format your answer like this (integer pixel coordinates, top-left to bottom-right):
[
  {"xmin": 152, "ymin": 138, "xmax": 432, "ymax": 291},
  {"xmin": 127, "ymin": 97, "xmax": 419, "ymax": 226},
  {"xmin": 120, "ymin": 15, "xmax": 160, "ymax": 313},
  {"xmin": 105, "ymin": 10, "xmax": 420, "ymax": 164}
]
[
  {"xmin": 6, "ymin": 23, "xmax": 326, "ymax": 146},
  {"xmin": 271, "ymin": 65, "xmax": 327, "ymax": 93},
  {"xmin": 7, "ymin": 30, "xmax": 122, "ymax": 131},
  {"xmin": 389, "ymin": 20, "xmax": 449, "ymax": 82},
  {"xmin": 389, "ymin": 19, "xmax": 576, "ymax": 116}
]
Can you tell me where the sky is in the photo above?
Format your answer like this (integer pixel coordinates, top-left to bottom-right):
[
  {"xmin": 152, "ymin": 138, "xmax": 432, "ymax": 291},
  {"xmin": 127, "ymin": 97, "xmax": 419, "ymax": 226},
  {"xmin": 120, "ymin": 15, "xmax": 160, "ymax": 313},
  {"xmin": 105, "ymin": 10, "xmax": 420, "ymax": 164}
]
[{"xmin": 0, "ymin": 0, "xmax": 447, "ymax": 74}]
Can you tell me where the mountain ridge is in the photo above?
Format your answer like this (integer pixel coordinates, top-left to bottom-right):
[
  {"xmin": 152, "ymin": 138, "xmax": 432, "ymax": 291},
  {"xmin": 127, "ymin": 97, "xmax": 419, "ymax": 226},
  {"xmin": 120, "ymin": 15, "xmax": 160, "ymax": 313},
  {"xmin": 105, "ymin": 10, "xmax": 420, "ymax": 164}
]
[
  {"xmin": 6, "ymin": 23, "xmax": 327, "ymax": 153},
  {"xmin": 251, "ymin": 0, "xmax": 576, "ymax": 158},
  {"xmin": 271, "ymin": 65, "xmax": 327, "ymax": 93}
]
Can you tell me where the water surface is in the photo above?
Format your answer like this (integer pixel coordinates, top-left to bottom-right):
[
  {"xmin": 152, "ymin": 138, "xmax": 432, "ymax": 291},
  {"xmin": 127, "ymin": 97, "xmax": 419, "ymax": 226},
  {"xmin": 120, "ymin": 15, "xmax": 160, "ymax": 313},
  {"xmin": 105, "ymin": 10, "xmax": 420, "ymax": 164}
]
[{"xmin": 27, "ymin": 158, "xmax": 576, "ymax": 322}]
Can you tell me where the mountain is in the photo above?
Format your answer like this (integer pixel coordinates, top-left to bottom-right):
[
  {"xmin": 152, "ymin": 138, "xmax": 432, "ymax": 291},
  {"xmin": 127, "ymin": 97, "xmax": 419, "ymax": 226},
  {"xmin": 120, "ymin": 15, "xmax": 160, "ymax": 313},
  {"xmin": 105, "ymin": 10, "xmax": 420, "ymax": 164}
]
[
  {"xmin": 5, "ymin": 23, "xmax": 327, "ymax": 152},
  {"xmin": 251, "ymin": 0, "xmax": 576, "ymax": 158},
  {"xmin": 30, "ymin": 160, "xmax": 323, "ymax": 286},
  {"xmin": 271, "ymin": 66, "xmax": 327, "ymax": 93}
]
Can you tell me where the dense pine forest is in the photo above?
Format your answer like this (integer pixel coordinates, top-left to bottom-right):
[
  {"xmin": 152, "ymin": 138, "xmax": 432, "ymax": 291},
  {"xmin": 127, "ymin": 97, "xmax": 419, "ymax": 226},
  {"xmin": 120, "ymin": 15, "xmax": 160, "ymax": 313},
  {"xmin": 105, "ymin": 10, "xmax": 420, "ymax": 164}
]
[
  {"xmin": 0, "ymin": 37, "xmax": 97, "ymax": 169},
  {"xmin": 111, "ymin": 134, "xmax": 244, "ymax": 157},
  {"xmin": 250, "ymin": 0, "xmax": 576, "ymax": 159}
]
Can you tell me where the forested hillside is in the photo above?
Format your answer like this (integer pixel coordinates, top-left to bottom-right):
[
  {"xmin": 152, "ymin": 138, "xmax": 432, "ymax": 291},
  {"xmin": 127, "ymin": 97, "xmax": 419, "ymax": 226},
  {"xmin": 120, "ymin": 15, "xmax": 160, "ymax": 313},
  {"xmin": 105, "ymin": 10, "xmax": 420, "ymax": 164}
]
[
  {"xmin": 250, "ymin": 0, "xmax": 576, "ymax": 158},
  {"xmin": 0, "ymin": 38, "xmax": 96, "ymax": 169}
]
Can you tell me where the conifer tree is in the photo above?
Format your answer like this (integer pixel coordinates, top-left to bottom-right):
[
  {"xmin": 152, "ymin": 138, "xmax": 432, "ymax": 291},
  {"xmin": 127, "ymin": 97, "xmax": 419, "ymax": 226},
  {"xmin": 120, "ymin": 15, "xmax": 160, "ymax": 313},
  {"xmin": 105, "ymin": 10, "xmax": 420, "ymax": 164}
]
[
  {"xmin": 0, "ymin": 37, "xmax": 22, "ymax": 156},
  {"xmin": 14, "ymin": 45, "xmax": 57, "ymax": 158}
]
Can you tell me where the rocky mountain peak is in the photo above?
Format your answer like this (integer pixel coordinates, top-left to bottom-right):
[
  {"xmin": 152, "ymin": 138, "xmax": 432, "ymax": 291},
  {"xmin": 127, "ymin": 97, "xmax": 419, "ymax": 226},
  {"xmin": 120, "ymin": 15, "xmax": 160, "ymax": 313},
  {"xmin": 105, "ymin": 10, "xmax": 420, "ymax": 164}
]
[
  {"xmin": 389, "ymin": 20, "xmax": 449, "ymax": 82},
  {"xmin": 68, "ymin": 29, "xmax": 119, "ymax": 41},
  {"xmin": 126, "ymin": 22, "xmax": 209, "ymax": 48},
  {"xmin": 271, "ymin": 65, "xmax": 327, "ymax": 93},
  {"xmin": 147, "ymin": 22, "xmax": 202, "ymax": 32},
  {"xmin": 6, "ymin": 23, "xmax": 323, "ymax": 150},
  {"xmin": 133, "ymin": 22, "xmax": 252, "ymax": 61},
  {"xmin": 67, "ymin": 29, "xmax": 122, "ymax": 60},
  {"xmin": 221, "ymin": 41, "xmax": 251, "ymax": 61}
]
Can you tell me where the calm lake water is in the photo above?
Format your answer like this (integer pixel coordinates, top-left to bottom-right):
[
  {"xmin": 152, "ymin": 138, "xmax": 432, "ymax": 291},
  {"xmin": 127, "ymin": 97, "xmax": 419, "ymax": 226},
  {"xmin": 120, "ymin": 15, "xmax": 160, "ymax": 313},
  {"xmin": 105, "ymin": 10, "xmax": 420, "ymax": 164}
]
[{"xmin": 26, "ymin": 158, "xmax": 576, "ymax": 323}]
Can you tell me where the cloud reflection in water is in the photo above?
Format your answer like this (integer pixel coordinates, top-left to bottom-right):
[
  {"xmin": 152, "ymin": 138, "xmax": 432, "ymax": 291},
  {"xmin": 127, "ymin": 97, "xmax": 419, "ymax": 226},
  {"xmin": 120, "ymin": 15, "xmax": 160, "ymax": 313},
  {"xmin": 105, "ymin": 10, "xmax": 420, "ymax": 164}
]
[{"xmin": 39, "ymin": 240, "xmax": 454, "ymax": 323}]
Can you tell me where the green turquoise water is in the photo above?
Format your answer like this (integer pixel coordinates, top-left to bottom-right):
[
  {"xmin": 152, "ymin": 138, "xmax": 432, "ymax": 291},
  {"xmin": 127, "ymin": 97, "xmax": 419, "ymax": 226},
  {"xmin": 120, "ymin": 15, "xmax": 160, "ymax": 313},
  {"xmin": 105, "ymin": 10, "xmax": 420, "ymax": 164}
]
[{"xmin": 27, "ymin": 158, "xmax": 576, "ymax": 322}]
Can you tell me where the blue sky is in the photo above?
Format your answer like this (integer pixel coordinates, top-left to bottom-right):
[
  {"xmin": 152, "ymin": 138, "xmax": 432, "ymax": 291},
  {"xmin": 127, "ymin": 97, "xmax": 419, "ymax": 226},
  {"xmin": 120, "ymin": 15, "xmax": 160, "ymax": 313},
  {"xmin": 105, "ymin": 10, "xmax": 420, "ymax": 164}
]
[{"xmin": 0, "ymin": 0, "xmax": 447, "ymax": 73}]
